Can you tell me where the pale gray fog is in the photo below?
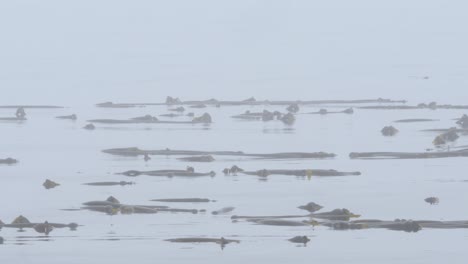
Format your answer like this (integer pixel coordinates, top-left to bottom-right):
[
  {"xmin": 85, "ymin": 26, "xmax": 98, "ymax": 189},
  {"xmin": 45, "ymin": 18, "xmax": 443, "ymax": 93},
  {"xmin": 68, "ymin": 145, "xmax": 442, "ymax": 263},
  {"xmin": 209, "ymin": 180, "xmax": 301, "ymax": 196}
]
[{"xmin": 1, "ymin": 1, "xmax": 468, "ymax": 263}]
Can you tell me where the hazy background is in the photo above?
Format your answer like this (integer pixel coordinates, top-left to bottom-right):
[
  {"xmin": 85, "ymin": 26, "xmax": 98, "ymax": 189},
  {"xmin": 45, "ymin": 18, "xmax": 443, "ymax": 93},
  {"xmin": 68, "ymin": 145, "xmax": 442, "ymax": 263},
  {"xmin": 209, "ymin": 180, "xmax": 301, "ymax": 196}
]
[{"xmin": 1, "ymin": 0, "xmax": 467, "ymax": 105}]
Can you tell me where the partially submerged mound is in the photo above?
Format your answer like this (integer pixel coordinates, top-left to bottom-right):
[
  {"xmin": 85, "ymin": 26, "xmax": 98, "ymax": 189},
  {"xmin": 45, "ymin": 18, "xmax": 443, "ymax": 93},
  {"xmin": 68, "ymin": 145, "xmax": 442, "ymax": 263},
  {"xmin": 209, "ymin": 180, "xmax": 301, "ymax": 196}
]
[
  {"xmin": 178, "ymin": 155, "xmax": 215, "ymax": 162},
  {"xmin": 456, "ymin": 114, "xmax": 468, "ymax": 128},
  {"xmin": 298, "ymin": 202, "xmax": 323, "ymax": 213},
  {"xmin": 43, "ymin": 179, "xmax": 60, "ymax": 189},
  {"xmin": 56, "ymin": 114, "xmax": 77, "ymax": 120},
  {"xmin": 192, "ymin": 113, "xmax": 212, "ymax": 123},
  {"xmin": 381, "ymin": 126, "xmax": 399, "ymax": 136},
  {"xmin": 12, "ymin": 215, "xmax": 30, "ymax": 224},
  {"xmin": 433, "ymin": 128, "xmax": 459, "ymax": 146},
  {"xmin": 0, "ymin": 158, "xmax": 18, "ymax": 165}
]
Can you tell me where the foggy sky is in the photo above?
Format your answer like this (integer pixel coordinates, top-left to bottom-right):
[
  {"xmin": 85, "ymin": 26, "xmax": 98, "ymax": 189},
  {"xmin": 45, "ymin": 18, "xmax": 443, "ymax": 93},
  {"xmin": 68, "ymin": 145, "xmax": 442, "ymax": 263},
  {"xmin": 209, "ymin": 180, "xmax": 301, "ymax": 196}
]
[{"xmin": 1, "ymin": 0, "xmax": 467, "ymax": 105}]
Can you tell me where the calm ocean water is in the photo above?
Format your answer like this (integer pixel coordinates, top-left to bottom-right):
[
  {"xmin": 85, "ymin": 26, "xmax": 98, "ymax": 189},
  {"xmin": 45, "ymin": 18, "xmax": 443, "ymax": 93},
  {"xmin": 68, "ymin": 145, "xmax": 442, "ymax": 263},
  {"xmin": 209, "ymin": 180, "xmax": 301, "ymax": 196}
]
[{"xmin": 1, "ymin": 102, "xmax": 468, "ymax": 263}]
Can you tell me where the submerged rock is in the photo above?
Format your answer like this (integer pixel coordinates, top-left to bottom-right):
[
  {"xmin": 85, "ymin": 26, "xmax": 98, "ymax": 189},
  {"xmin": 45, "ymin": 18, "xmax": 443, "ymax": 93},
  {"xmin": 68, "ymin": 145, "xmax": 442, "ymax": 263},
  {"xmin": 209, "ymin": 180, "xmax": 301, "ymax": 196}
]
[
  {"xmin": 286, "ymin": 103, "xmax": 300, "ymax": 113},
  {"xmin": 83, "ymin": 123, "xmax": 95, "ymax": 130},
  {"xmin": 288, "ymin": 236, "xmax": 310, "ymax": 244},
  {"xmin": 262, "ymin": 110, "xmax": 275, "ymax": 121},
  {"xmin": 425, "ymin": 197, "xmax": 439, "ymax": 205},
  {"xmin": 243, "ymin": 97, "xmax": 256, "ymax": 103},
  {"xmin": 33, "ymin": 221, "xmax": 54, "ymax": 235},
  {"xmin": 0, "ymin": 158, "xmax": 18, "ymax": 165},
  {"xmin": 319, "ymin": 109, "xmax": 328, "ymax": 115},
  {"xmin": 169, "ymin": 106, "xmax": 185, "ymax": 112},
  {"xmin": 432, "ymin": 135, "xmax": 446, "ymax": 146},
  {"xmin": 192, "ymin": 113, "xmax": 212, "ymax": 123},
  {"xmin": 433, "ymin": 128, "xmax": 459, "ymax": 146},
  {"xmin": 280, "ymin": 112, "xmax": 296, "ymax": 125},
  {"xmin": 43, "ymin": 179, "xmax": 60, "ymax": 189},
  {"xmin": 298, "ymin": 202, "xmax": 323, "ymax": 213},
  {"xmin": 223, "ymin": 165, "xmax": 244, "ymax": 175},
  {"xmin": 381, "ymin": 126, "xmax": 399, "ymax": 136},
  {"xmin": 16, "ymin": 107, "xmax": 26, "ymax": 118},
  {"xmin": 12, "ymin": 215, "xmax": 30, "ymax": 224},
  {"xmin": 106, "ymin": 196, "xmax": 121, "ymax": 204},
  {"xmin": 166, "ymin": 96, "xmax": 182, "ymax": 104},
  {"xmin": 456, "ymin": 114, "xmax": 468, "ymax": 128}
]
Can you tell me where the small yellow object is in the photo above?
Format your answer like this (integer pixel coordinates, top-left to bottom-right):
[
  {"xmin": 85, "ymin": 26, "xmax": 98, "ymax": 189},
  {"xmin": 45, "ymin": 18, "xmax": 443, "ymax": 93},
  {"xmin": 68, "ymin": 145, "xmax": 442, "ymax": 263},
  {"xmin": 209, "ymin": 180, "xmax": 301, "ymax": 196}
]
[{"xmin": 308, "ymin": 220, "xmax": 320, "ymax": 226}]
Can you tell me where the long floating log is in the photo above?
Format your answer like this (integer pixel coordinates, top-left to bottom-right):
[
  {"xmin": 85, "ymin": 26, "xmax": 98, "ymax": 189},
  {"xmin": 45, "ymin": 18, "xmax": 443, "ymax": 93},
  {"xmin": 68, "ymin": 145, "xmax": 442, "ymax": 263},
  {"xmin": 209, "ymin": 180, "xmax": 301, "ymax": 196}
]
[
  {"xmin": 422, "ymin": 128, "xmax": 468, "ymax": 133},
  {"xmin": 96, "ymin": 97, "xmax": 406, "ymax": 108},
  {"xmin": 359, "ymin": 103, "xmax": 468, "ymax": 110},
  {"xmin": 117, "ymin": 169, "xmax": 216, "ymax": 177},
  {"xmin": 394, "ymin": 119, "xmax": 439, "ymax": 123},
  {"xmin": 240, "ymin": 169, "xmax": 361, "ymax": 177},
  {"xmin": 0, "ymin": 105, "xmax": 64, "ymax": 109},
  {"xmin": 102, "ymin": 147, "xmax": 336, "ymax": 159},
  {"xmin": 0, "ymin": 158, "xmax": 18, "ymax": 164},
  {"xmin": 88, "ymin": 113, "xmax": 212, "ymax": 124},
  {"xmin": 150, "ymin": 198, "xmax": 213, "ymax": 203},
  {"xmin": 83, "ymin": 181, "xmax": 135, "ymax": 186},
  {"xmin": 349, "ymin": 149, "xmax": 468, "ymax": 160},
  {"xmin": 0, "ymin": 117, "xmax": 27, "ymax": 121}
]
